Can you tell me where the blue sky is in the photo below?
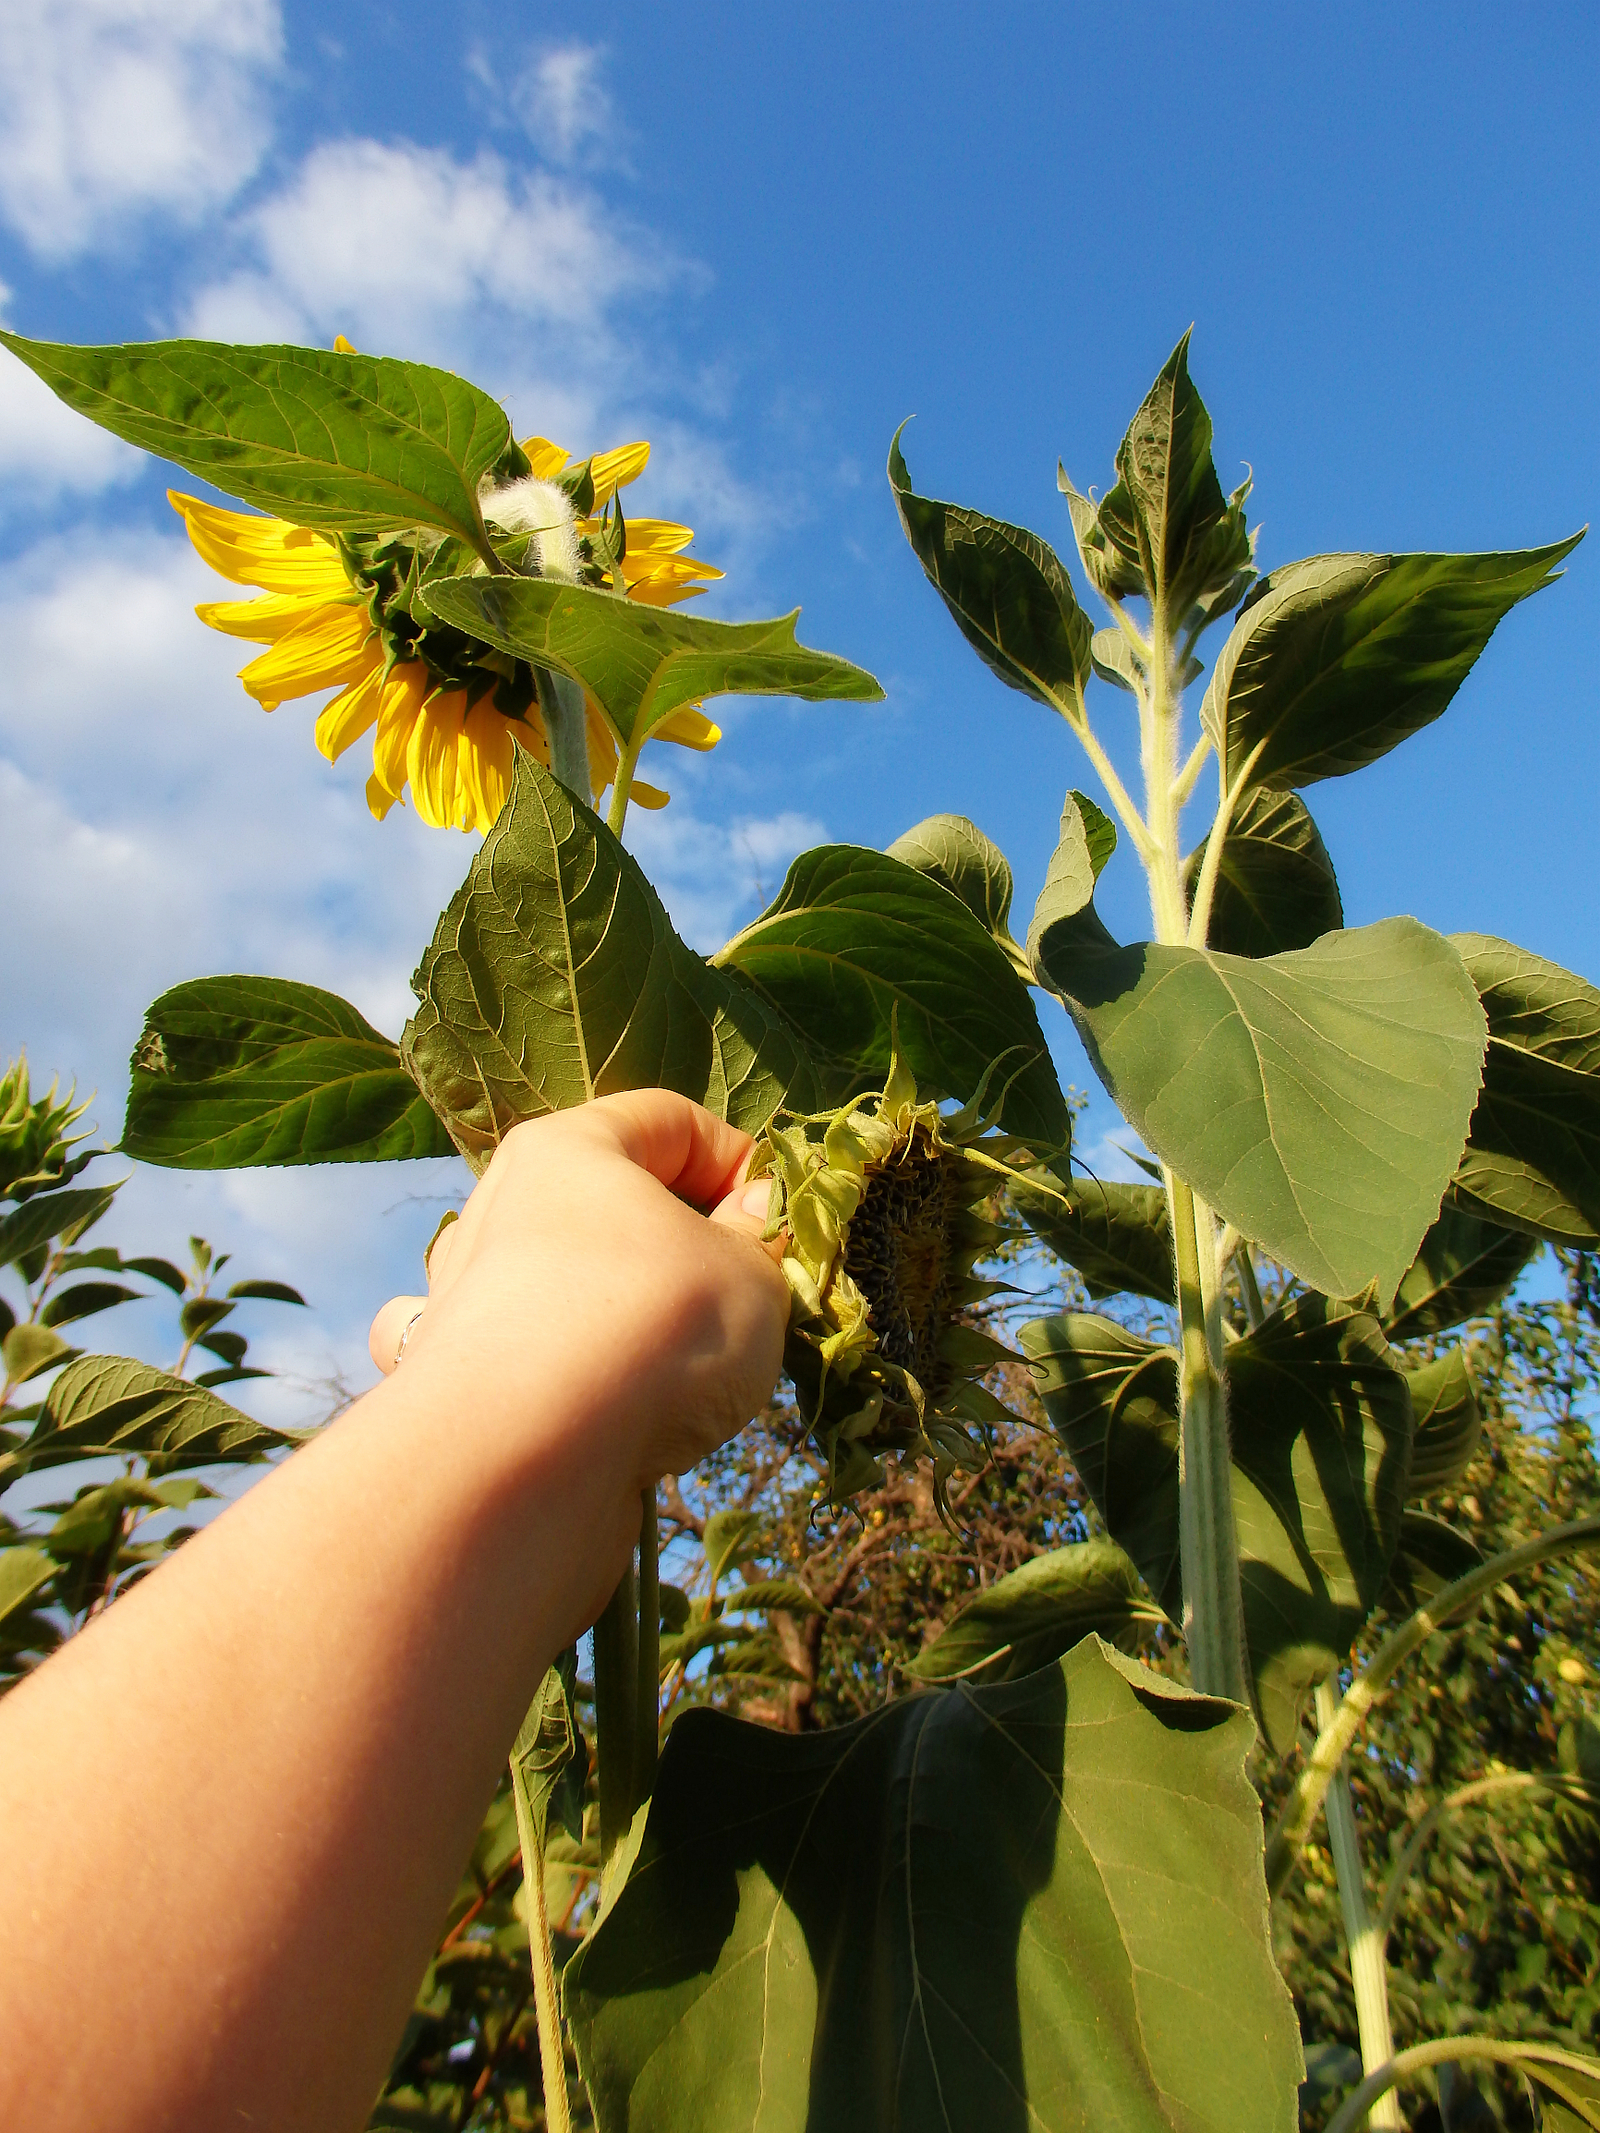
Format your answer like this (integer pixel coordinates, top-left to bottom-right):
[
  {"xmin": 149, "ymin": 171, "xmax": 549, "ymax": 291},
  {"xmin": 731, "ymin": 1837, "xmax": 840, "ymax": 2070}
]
[{"xmin": 1, "ymin": 2, "xmax": 1596, "ymax": 1414}]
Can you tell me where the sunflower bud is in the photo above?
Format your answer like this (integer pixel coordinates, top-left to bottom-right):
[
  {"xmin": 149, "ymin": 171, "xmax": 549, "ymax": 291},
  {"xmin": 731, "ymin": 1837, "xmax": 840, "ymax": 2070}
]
[{"xmin": 750, "ymin": 1045, "xmax": 1051, "ymax": 1507}]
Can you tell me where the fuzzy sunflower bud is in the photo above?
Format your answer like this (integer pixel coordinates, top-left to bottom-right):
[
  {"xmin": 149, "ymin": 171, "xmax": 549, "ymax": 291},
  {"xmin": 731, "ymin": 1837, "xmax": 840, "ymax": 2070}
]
[{"xmin": 749, "ymin": 1043, "xmax": 1056, "ymax": 1507}]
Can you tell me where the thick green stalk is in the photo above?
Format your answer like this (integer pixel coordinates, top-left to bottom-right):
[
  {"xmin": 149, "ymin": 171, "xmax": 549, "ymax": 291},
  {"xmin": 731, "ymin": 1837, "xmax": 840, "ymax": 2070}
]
[
  {"xmin": 592, "ymin": 1561, "xmax": 638, "ymax": 1863},
  {"xmin": 1323, "ymin": 2038, "xmax": 1600, "ymax": 2133},
  {"xmin": 1315, "ymin": 1678, "xmax": 1404, "ymax": 2130},
  {"xmin": 510, "ymin": 1768, "xmax": 572, "ymax": 2133},
  {"xmin": 634, "ymin": 1489, "xmax": 660, "ymax": 1806},
  {"xmin": 534, "ymin": 667, "xmax": 593, "ymax": 807}
]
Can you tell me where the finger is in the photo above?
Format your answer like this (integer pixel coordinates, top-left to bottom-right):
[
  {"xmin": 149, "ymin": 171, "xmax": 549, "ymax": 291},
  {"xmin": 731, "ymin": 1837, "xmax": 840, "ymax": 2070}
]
[
  {"xmin": 369, "ymin": 1295, "xmax": 427, "ymax": 1375},
  {"xmin": 707, "ymin": 1174, "xmax": 786, "ymax": 1260},
  {"xmin": 567, "ymin": 1089, "xmax": 759, "ymax": 1209}
]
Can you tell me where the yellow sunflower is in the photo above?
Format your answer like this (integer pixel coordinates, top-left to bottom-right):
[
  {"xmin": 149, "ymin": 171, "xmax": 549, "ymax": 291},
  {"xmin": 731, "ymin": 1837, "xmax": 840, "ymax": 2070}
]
[{"xmin": 172, "ymin": 432, "xmax": 724, "ymax": 833}]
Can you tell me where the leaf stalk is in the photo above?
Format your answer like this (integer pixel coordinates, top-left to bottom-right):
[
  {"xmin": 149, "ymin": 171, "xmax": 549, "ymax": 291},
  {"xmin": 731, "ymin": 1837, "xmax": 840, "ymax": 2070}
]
[{"xmin": 1315, "ymin": 1676, "xmax": 1404, "ymax": 2129}]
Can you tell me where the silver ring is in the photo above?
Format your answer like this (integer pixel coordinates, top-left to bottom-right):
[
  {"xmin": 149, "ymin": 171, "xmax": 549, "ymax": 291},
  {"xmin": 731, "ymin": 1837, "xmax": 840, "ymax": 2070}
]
[{"xmin": 394, "ymin": 1307, "xmax": 425, "ymax": 1367}]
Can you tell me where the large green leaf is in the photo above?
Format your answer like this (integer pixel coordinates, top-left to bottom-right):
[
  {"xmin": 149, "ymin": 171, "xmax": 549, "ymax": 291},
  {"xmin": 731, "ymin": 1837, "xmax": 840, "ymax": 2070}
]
[
  {"xmin": 403, "ymin": 753, "xmax": 822, "ymax": 1170},
  {"xmin": 888, "ymin": 426, "xmax": 1092, "ymax": 707},
  {"xmin": 905, "ymin": 1541, "xmax": 1162, "ymax": 1683},
  {"xmin": 1010, "ymin": 1171, "xmax": 1174, "ymax": 1304},
  {"xmin": 0, "ymin": 334, "xmax": 517, "ymax": 556},
  {"xmin": 1023, "ymin": 1294, "xmax": 1415, "ymax": 1749},
  {"xmin": 124, "ymin": 976, "xmax": 455, "ymax": 1169},
  {"xmin": 1449, "ymin": 934, "xmax": 1600, "ymax": 1244},
  {"xmin": 885, "ymin": 813, "xmax": 1029, "ymax": 975},
  {"xmin": 2, "ymin": 1354, "xmax": 303, "ymax": 1489},
  {"xmin": 565, "ymin": 1636, "xmax": 1301, "ymax": 2133},
  {"xmin": 1201, "ymin": 537, "xmax": 1582, "ymax": 795},
  {"xmin": 715, "ymin": 844, "xmax": 1072, "ymax": 1156},
  {"xmin": 1384, "ymin": 1203, "xmax": 1540, "ymax": 1341},
  {"xmin": 1183, "ymin": 788, "xmax": 1343, "ymax": 958},
  {"xmin": 1035, "ymin": 915, "xmax": 1487, "ymax": 1303},
  {"xmin": 420, "ymin": 574, "xmax": 881, "ymax": 754},
  {"xmin": 1090, "ymin": 330, "xmax": 1253, "ymax": 621}
]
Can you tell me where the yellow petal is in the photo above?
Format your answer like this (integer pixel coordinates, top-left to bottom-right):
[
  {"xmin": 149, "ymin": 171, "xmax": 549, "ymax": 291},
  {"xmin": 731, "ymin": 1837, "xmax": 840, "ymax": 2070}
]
[
  {"xmin": 584, "ymin": 697, "xmax": 620, "ymax": 798},
  {"xmin": 458, "ymin": 703, "xmax": 515, "ymax": 832},
  {"xmin": 333, "ymin": 333, "xmax": 358, "ymax": 353},
  {"xmin": 365, "ymin": 773, "xmax": 399, "ymax": 820},
  {"xmin": 590, "ymin": 440, "xmax": 650, "ymax": 504},
  {"xmin": 629, "ymin": 777, "xmax": 671, "ymax": 810},
  {"xmin": 238, "ymin": 606, "xmax": 376, "ymax": 709},
  {"xmin": 652, "ymin": 706, "xmax": 722, "ymax": 751},
  {"xmin": 316, "ymin": 660, "xmax": 387, "ymax": 762},
  {"xmin": 170, "ymin": 491, "xmax": 349, "ymax": 594},
  {"xmin": 517, "ymin": 437, "xmax": 570, "ymax": 480},
  {"xmin": 406, "ymin": 694, "xmax": 467, "ymax": 829},
  {"xmin": 613, "ymin": 516, "xmax": 697, "ymax": 556},
  {"xmin": 622, "ymin": 574, "xmax": 709, "ymax": 610},
  {"xmin": 371, "ymin": 663, "xmax": 428, "ymax": 798},
  {"xmin": 196, "ymin": 589, "xmax": 348, "ymax": 645}
]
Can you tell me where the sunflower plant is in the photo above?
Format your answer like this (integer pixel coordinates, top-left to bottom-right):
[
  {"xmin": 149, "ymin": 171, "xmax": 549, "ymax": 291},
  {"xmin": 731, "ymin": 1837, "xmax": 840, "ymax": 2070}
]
[{"xmin": 7, "ymin": 320, "xmax": 1600, "ymax": 2133}]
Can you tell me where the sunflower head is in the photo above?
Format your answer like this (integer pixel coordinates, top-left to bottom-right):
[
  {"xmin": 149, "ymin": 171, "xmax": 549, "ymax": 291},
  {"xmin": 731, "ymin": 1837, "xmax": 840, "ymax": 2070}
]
[{"xmin": 750, "ymin": 1045, "xmax": 1044, "ymax": 1507}]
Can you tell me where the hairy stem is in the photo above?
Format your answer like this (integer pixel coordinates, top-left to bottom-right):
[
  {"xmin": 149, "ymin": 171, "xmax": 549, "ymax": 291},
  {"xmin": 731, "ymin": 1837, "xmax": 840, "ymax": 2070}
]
[
  {"xmin": 534, "ymin": 668, "xmax": 593, "ymax": 808},
  {"xmin": 510, "ymin": 1769, "xmax": 572, "ymax": 2133},
  {"xmin": 1062, "ymin": 680, "xmax": 1154, "ymax": 864},
  {"xmin": 1315, "ymin": 1678, "xmax": 1403, "ymax": 2130},
  {"xmin": 634, "ymin": 1488, "xmax": 660, "ymax": 1807},
  {"xmin": 605, "ymin": 740, "xmax": 640, "ymax": 839},
  {"xmin": 1264, "ymin": 1514, "xmax": 1600, "ymax": 1892},
  {"xmin": 592, "ymin": 1561, "xmax": 638, "ymax": 1863}
]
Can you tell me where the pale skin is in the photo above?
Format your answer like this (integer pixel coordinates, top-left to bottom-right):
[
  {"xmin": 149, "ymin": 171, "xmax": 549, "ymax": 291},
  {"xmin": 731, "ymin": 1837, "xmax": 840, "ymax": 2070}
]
[{"xmin": 0, "ymin": 1092, "xmax": 789, "ymax": 2133}]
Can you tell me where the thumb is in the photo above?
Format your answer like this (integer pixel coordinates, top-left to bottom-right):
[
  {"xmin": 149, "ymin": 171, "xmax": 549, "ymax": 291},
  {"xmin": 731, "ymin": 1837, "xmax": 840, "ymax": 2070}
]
[{"xmin": 708, "ymin": 1174, "xmax": 786, "ymax": 1260}]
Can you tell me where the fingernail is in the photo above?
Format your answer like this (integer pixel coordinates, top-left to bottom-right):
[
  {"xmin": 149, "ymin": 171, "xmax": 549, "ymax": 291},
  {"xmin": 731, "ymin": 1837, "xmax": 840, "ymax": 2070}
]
[{"xmin": 740, "ymin": 1180, "xmax": 773, "ymax": 1219}]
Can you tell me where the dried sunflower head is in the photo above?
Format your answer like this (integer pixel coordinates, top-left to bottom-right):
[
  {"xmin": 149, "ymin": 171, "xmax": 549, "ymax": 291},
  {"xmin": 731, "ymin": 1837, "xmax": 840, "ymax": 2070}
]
[{"xmin": 749, "ymin": 1044, "xmax": 1054, "ymax": 1506}]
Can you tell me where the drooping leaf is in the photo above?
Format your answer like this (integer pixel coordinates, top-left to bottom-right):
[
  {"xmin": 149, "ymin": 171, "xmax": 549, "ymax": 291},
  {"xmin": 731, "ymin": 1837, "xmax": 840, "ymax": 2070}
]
[
  {"xmin": 1201, "ymin": 537, "xmax": 1583, "ymax": 795},
  {"xmin": 420, "ymin": 574, "xmax": 881, "ymax": 754},
  {"xmin": 1399, "ymin": 1348, "xmax": 1482, "ymax": 1496},
  {"xmin": 404, "ymin": 752, "xmax": 822, "ymax": 1170},
  {"xmin": 1023, "ymin": 1294, "xmax": 1415, "ymax": 1749},
  {"xmin": 0, "ymin": 1544, "xmax": 55, "ymax": 1626},
  {"xmin": 888, "ymin": 426, "xmax": 1093, "ymax": 706},
  {"xmin": 905, "ymin": 1540, "xmax": 1162, "ymax": 1682},
  {"xmin": 1381, "ymin": 1512, "xmax": 1483, "ymax": 1615},
  {"xmin": 1036, "ymin": 915, "xmax": 1487, "ymax": 1303},
  {"xmin": 0, "ymin": 1182, "xmax": 119, "ymax": 1269},
  {"xmin": 0, "ymin": 334, "xmax": 518, "ymax": 556},
  {"xmin": 716, "ymin": 844, "xmax": 1072, "ymax": 1156},
  {"xmin": 225, "ymin": 1279, "xmax": 307, "ymax": 1306},
  {"xmin": 1449, "ymin": 934, "xmax": 1600, "ymax": 1244},
  {"xmin": 885, "ymin": 814, "xmax": 1028, "ymax": 973},
  {"xmin": 1092, "ymin": 330, "xmax": 1253, "ymax": 621},
  {"xmin": 1025, "ymin": 791, "xmax": 1117, "ymax": 976},
  {"xmin": 124, "ymin": 976, "xmax": 456, "ymax": 1169},
  {"xmin": 38, "ymin": 1281, "xmax": 143, "ymax": 1329},
  {"xmin": 1088, "ymin": 626, "xmax": 1143, "ymax": 694},
  {"xmin": 723, "ymin": 1577, "xmax": 823, "ymax": 1617},
  {"xmin": 1058, "ymin": 470, "xmax": 1144, "ymax": 602},
  {"xmin": 6, "ymin": 1354, "xmax": 304, "ymax": 1486},
  {"xmin": 703, "ymin": 1509, "xmax": 762, "ymax": 1590},
  {"xmin": 2, "ymin": 1324, "xmax": 75, "ymax": 1385},
  {"xmin": 511, "ymin": 1646, "xmax": 587, "ymax": 1854},
  {"xmin": 1183, "ymin": 787, "xmax": 1344, "ymax": 958},
  {"xmin": 565, "ymin": 1637, "xmax": 1301, "ymax": 2133},
  {"xmin": 1010, "ymin": 1170, "xmax": 1174, "ymax": 1304},
  {"xmin": 1385, "ymin": 1204, "xmax": 1539, "ymax": 1341}
]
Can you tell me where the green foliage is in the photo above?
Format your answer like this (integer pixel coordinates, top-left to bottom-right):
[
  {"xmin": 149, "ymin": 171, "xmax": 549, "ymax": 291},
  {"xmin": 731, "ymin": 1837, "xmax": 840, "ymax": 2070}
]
[
  {"xmin": 0, "ymin": 333, "xmax": 521, "ymax": 562},
  {"xmin": 125, "ymin": 976, "xmax": 457, "ymax": 1167},
  {"xmin": 566, "ymin": 1637, "xmax": 1300, "ymax": 2133},
  {"xmin": 1182, "ymin": 788, "xmax": 1345, "ymax": 959},
  {"xmin": 904, "ymin": 1537, "xmax": 1161, "ymax": 1681}
]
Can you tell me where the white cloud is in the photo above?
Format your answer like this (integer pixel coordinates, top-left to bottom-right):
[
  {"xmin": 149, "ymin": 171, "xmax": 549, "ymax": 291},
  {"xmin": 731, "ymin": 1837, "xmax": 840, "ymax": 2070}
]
[
  {"xmin": 520, "ymin": 43, "xmax": 615, "ymax": 167},
  {"xmin": 626, "ymin": 806, "xmax": 826, "ymax": 952},
  {"xmin": 186, "ymin": 136, "xmax": 671, "ymax": 363},
  {"xmin": 0, "ymin": 340, "xmax": 141, "ymax": 497},
  {"xmin": 0, "ymin": 0, "xmax": 282, "ymax": 260}
]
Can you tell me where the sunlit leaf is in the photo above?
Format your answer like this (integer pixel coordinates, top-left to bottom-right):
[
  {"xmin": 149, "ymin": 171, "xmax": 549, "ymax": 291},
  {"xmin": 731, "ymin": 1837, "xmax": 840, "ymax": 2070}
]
[
  {"xmin": 1036, "ymin": 916, "xmax": 1487, "ymax": 1303},
  {"xmin": 421, "ymin": 574, "xmax": 882, "ymax": 753},
  {"xmin": 1201, "ymin": 536, "xmax": 1582, "ymax": 794},
  {"xmin": 565, "ymin": 1637, "xmax": 1301, "ymax": 2132},
  {"xmin": 124, "ymin": 976, "xmax": 455, "ymax": 1169},
  {"xmin": 404, "ymin": 752, "xmax": 822, "ymax": 1170},
  {"xmin": 6, "ymin": 1354, "xmax": 304, "ymax": 1486},
  {"xmin": 905, "ymin": 1540, "xmax": 1161, "ymax": 1682},
  {"xmin": 1025, "ymin": 791, "xmax": 1117, "ymax": 975},
  {"xmin": 888, "ymin": 425, "xmax": 1092, "ymax": 707},
  {"xmin": 0, "ymin": 333, "xmax": 517, "ymax": 555},
  {"xmin": 885, "ymin": 813, "xmax": 1027, "ymax": 973},
  {"xmin": 37, "ymin": 1281, "xmax": 143, "ymax": 1329}
]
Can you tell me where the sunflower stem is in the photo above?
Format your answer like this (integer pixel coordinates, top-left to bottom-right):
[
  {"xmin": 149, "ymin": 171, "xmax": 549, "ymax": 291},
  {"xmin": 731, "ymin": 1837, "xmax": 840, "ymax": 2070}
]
[
  {"xmin": 606, "ymin": 743, "xmax": 641, "ymax": 838},
  {"xmin": 592, "ymin": 1560, "xmax": 638, "ymax": 1864},
  {"xmin": 535, "ymin": 667, "xmax": 593, "ymax": 808},
  {"xmin": 510, "ymin": 1759, "xmax": 573, "ymax": 2133},
  {"xmin": 1315, "ymin": 1677, "xmax": 1405, "ymax": 2130}
]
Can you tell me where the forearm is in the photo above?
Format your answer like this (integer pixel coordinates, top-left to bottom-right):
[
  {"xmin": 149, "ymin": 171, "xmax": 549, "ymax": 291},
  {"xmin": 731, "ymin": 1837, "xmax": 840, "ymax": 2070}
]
[{"xmin": 0, "ymin": 1362, "xmax": 637, "ymax": 2133}]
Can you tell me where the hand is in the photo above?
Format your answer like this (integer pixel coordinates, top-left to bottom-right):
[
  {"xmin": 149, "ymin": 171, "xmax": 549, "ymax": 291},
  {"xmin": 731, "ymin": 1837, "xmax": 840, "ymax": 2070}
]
[{"xmin": 369, "ymin": 1091, "xmax": 788, "ymax": 1536}]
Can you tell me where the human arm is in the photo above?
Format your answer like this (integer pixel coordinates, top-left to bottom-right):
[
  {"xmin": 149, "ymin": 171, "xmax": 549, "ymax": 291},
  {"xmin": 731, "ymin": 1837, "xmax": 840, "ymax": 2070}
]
[{"xmin": 0, "ymin": 1092, "xmax": 788, "ymax": 2133}]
